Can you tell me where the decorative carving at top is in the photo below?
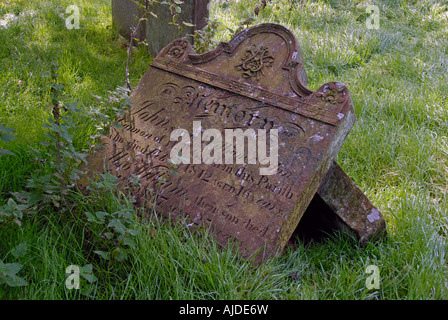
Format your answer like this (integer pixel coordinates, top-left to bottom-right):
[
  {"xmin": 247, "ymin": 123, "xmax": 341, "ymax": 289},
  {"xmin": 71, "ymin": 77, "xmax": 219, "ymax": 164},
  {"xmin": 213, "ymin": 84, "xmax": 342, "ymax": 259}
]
[
  {"xmin": 167, "ymin": 39, "xmax": 189, "ymax": 59},
  {"xmin": 235, "ymin": 44, "xmax": 275, "ymax": 80}
]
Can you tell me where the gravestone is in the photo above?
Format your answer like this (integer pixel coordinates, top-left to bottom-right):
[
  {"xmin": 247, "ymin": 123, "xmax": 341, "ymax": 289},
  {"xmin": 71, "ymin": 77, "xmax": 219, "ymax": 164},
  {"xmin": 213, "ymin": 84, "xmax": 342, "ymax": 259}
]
[
  {"xmin": 112, "ymin": 0, "xmax": 210, "ymax": 55},
  {"xmin": 83, "ymin": 23, "xmax": 358, "ymax": 263},
  {"xmin": 146, "ymin": 0, "xmax": 210, "ymax": 55},
  {"xmin": 112, "ymin": 0, "xmax": 146, "ymax": 42}
]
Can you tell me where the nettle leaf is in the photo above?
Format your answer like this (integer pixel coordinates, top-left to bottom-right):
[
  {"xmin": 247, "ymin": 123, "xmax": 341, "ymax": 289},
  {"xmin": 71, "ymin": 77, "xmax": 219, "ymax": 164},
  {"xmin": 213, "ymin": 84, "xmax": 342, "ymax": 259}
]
[
  {"xmin": 85, "ymin": 211, "xmax": 99, "ymax": 223},
  {"xmin": 0, "ymin": 259, "xmax": 24, "ymax": 286},
  {"xmin": 127, "ymin": 228, "xmax": 139, "ymax": 237},
  {"xmin": 27, "ymin": 191, "xmax": 44, "ymax": 207},
  {"xmin": 1, "ymin": 134, "xmax": 16, "ymax": 142},
  {"xmin": 82, "ymin": 272, "xmax": 98, "ymax": 284},
  {"xmin": 11, "ymin": 243, "xmax": 28, "ymax": 258},
  {"xmin": 0, "ymin": 124, "xmax": 15, "ymax": 133},
  {"xmin": 108, "ymin": 218, "xmax": 126, "ymax": 234},
  {"xmin": 103, "ymin": 232, "xmax": 114, "ymax": 240},
  {"xmin": 94, "ymin": 250, "xmax": 110, "ymax": 261},
  {"xmin": 1, "ymin": 261, "xmax": 22, "ymax": 276},
  {"xmin": 95, "ymin": 211, "xmax": 109, "ymax": 222},
  {"xmin": 4, "ymin": 274, "xmax": 27, "ymax": 287},
  {"xmin": 80, "ymin": 264, "xmax": 98, "ymax": 283},
  {"xmin": 122, "ymin": 236, "xmax": 136, "ymax": 249},
  {"xmin": 112, "ymin": 247, "xmax": 128, "ymax": 262},
  {"xmin": 112, "ymin": 122, "xmax": 124, "ymax": 130},
  {"xmin": 81, "ymin": 264, "xmax": 93, "ymax": 274},
  {"xmin": 0, "ymin": 149, "xmax": 15, "ymax": 156}
]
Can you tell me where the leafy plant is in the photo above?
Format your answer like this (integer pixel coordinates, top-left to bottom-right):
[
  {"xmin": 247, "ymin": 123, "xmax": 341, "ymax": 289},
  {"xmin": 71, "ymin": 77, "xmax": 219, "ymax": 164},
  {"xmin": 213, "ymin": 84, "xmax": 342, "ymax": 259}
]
[
  {"xmin": 0, "ymin": 124, "xmax": 16, "ymax": 157},
  {"xmin": 77, "ymin": 264, "xmax": 98, "ymax": 285},
  {"xmin": 0, "ymin": 259, "xmax": 27, "ymax": 288},
  {"xmin": 161, "ymin": 0, "xmax": 184, "ymax": 29},
  {"xmin": 11, "ymin": 64, "xmax": 88, "ymax": 211},
  {"xmin": 0, "ymin": 198, "xmax": 30, "ymax": 226},
  {"xmin": 193, "ymin": 18, "xmax": 221, "ymax": 54},
  {"xmin": 88, "ymin": 86, "xmax": 132, "ymax": 138},
  {"xmin": 86, "ymin": 209, "xmax": 140, "ymax": 263}
]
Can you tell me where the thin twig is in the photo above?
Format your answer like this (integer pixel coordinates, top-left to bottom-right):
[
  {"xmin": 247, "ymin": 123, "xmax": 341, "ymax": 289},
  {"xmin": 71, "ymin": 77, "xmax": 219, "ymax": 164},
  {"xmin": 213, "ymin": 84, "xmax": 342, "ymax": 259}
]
[{"xmin": 126, "ymin": 10, "xmax": 148, "ymax": 92}]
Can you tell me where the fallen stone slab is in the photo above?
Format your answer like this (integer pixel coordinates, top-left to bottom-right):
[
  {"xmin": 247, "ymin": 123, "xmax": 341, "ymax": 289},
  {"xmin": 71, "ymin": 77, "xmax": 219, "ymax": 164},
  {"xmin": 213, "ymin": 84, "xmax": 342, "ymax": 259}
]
[{"xmin": 291, "ymin": 161, "xmax": 387, "ymax": 246}]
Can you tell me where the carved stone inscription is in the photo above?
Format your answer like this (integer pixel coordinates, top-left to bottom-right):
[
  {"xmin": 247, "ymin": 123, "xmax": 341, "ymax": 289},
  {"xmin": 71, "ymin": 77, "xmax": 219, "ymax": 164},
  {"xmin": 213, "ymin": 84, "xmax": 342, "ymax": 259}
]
[{"xmin": 84, "ymin": 24, "xmax": 356, "ymax": 263}]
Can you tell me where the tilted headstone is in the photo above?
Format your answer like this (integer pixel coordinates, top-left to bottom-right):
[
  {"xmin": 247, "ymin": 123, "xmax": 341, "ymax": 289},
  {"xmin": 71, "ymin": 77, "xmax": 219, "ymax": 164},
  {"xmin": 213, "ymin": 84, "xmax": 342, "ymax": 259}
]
[{"xmin": 83, "ymin": 23, "xmax": 359, "ymax": 263}]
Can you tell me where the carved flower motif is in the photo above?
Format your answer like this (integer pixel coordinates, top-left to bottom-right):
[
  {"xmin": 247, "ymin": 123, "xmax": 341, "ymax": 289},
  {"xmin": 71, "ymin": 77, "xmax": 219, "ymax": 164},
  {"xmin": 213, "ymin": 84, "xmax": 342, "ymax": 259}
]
[
  {"xmin": 315, "ymin": 82, "xmax": 347, "ymax": 104},
  {"xmin": 235, "ymin": 44, "xmax": 274, "ymax": 80},
  {"xmin": 167, "ymin": 40, "xmax": 188, "ymax": 59}
]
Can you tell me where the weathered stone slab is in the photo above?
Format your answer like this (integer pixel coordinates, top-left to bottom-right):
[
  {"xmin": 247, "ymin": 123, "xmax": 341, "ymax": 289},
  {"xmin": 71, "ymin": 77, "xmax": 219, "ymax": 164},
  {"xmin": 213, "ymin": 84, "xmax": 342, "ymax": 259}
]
[
  {"xmin": 112, "ymin": 0, "xmax": 146, "ymax": 42},
  {"xmin": 291, "ymin": 161, "xmax": 387, "ymax": 245},
  {"xmin": 83, "ymin": 23, "xmax": 356, "ymax": 263},
  {"xmin": 317, "ymin": 161, "xmax": 386, "ymax": 244},
  {"xmin": 112, "ymin": 0, "xmax": 210, "ymax": 54}
]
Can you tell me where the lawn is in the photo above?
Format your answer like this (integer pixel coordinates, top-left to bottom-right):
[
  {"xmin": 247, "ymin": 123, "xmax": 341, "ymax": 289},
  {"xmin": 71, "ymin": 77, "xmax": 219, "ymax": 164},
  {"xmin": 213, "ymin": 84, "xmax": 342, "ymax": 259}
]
[{"xmin": 0, "ymin": 0, "xmax": 447, "ymax": 300}]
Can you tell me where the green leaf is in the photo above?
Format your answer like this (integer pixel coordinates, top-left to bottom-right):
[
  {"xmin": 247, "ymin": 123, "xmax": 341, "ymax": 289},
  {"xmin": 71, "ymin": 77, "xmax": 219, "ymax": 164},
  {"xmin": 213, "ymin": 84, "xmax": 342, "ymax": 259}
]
[
  {"xmin": 81, "ymin": 264, "xmax": 93, "ymax": 274},
  {"xmin": 108, "ymin": 218, "xmax": 126, "ymax": 234},
  {"xmin": 112, "ymin": 122, "xmax": 124, "ymax": 129},
  {"xmin": 59, "ymin": 129, "xmax": 72, "ymax": 143},
  {"xmin": 94, "ymin": 250, "xmax": 110, "ymax": 260},
  {"xmin": 127, "ymin": 228, "xmax": 139, "ymax": 237},
  {"xmin": 122, "ymin": 236, "xmax": 136, "ymax": 249},
  {"xmin": 182, "ymin": 21, "xmax": 194, "ymax": 27},
  {"xmin": 0, "ymin": 124, "xmax": 15, "ymax": 133},
  {"xmin": 81, "ymin": 272, "xmax": 98, "ymax": 284},
  {"xmin": 4, "ymin": 274, "xmax": 27, "ymax": 287},
  {"xmin": 0, "ymin": 149, "xmax": 15, "ymax": 156},
  {"xmin": 95, "ymin": 211, "xmax": 109, "ymax": 222},
  {"xmin": 112, "ymin": 247, "xmax": 128, "ymax": 262},
  {"xmin": 175, "ymin": 6, "xmax": 182, "ymax": 14},
  {"xmin": 7, "ymin": 198, "xmax": 17, "ymax": 208},
  {"xmin": 11, "ymin": 243, "xmax": 28, "ymax": 258},
  {"xmin": 85, "ymin": 211, "xmax": 99, "ymax": 223},
  {"xmin": 27, "ymin": 191, "xmax": 44, "ymax": 207},
  {"xmin": 103, "ymin": 232, "xmax": 114, "ymax": 240},
  {"xmin": 1, "ymin": 134, "xmax": 16, "ymax": 142},
  {"xmin": 1, "ymin": 262, "xmax": 22, "ymax": 275},
  {"xmin": 80, "ymin": 265, "xmax": 98, "ymax": 283}
]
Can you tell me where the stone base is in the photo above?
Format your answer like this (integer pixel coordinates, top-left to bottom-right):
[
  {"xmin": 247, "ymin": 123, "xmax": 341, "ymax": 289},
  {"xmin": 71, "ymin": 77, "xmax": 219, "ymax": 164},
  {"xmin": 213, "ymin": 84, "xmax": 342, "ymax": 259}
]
[{"xmin": 291, "ymin": 161, "xmax": 387, "ymax": 246}]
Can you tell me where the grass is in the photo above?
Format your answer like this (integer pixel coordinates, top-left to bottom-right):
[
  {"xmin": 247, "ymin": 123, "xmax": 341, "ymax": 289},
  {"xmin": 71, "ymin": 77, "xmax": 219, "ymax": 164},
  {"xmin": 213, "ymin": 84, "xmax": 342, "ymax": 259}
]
[{"xmin": 0, "ymin": 0, "xmax": 447, "ymax": 300}]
